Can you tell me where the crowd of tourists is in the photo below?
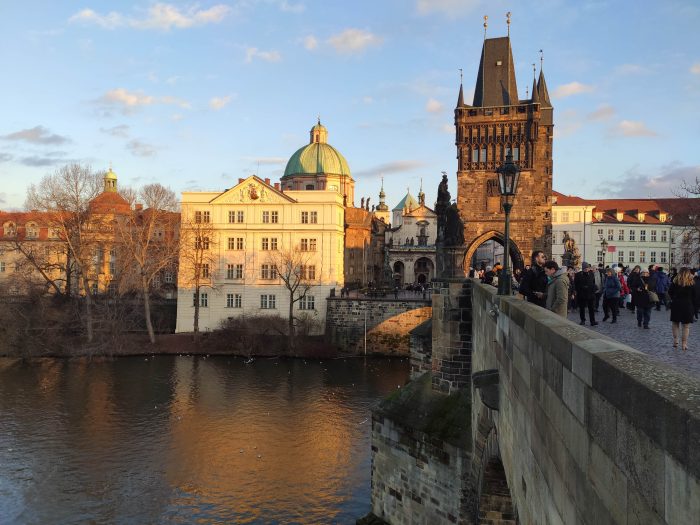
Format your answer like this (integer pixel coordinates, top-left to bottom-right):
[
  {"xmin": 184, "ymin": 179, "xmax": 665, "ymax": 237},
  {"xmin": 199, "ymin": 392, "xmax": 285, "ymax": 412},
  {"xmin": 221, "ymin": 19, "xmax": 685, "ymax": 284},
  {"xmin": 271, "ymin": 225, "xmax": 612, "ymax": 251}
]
[{"xmin": 471, "ymin": 252, "xmax": 699, "ymax": 351}]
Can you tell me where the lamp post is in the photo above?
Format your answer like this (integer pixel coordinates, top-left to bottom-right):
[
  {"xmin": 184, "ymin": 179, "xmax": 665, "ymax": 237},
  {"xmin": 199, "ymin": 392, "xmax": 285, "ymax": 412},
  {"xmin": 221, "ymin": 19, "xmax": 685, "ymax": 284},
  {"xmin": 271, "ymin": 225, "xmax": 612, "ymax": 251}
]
[
  {"xmin": 600, "ymin": 238, "xmax": 609, "ymax": 267},
  {"xmin": 496, "ymin": 153, "xmax": 521, "ymax": 295}
]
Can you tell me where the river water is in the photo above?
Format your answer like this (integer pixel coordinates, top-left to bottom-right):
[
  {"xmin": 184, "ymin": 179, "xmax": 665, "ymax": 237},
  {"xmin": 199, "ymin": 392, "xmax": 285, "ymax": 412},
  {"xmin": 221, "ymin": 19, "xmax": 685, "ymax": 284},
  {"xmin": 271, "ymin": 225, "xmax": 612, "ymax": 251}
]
[{"xmin": 0, "ymin": 355, "xmax": 409, "ymax": 525}]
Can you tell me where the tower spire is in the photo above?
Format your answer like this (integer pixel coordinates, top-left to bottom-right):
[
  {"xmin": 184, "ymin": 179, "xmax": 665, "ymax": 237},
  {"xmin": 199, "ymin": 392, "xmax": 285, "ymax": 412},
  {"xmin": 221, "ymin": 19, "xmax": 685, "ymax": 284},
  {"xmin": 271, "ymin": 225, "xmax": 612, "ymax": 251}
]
[
  {"xmin": 506, "ymin": 11, "xmax": 511, "ymax": 37},
  {"xmin": 457, "ymin": 70, "xmax": 465, "ymax": 107}
]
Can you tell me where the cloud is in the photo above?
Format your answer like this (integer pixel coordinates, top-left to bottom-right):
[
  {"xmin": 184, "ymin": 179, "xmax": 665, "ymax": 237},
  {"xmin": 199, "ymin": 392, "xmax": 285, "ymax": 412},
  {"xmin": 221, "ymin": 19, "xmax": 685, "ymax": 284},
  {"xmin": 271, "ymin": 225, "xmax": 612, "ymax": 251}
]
[
  {"xmin": 0, "ymin": 153, "xmax": 13, "ymax": 162},
  {"xmin": 241, "ymin": 156, "xmax": 288, "ymax": 165},
  {"xmin": 355, "ymin": 160, "xmax": 425, "ymax": 178},
  {"xmin": 95, "ymin": 88, "xmax": 190, "ymax": 114},
  {"xmin": 1, "ymin": 126, "xmax": 70, "ymax": 145},
  {"xmin": 127, "ymin": 140, "xmax": 158, "ymax": 157},
  {"xmin": 171, "ymin": 114, "xmax": 184, "ymax": 121},
  {"xmin": 425, "ymin": 98, "xmax": 444, "ymax": 113},
  {"xmin": 587, "ymin": 104, "xmax": 615, "ymax": 121},
  {"xmin": 553, "ymin": 109, "xmax": 582, "ymax": 138},
  {"xmin": 245, "ymin": 47, "xmax": 282, "ymax": 63},
  {"xmin": 597, "ymin": 162, "xmax": 700, "ymax": 198},
  {"xmin": 19, "ymin": 151, "xmax": 70, "ymax": 167},
  {"xmin": 415, "ymin": 0, "xmax": 480, "ymax": 17},
  {"xmin": 69, "ymin": 3, "xmax": 231, "ymax": 31},
  {"xmin": 610, "ymin": 120, "xmax": 657, "ymax": 137},
  {"xmin": 327, "ymin": 28, "xmax": 382, "ymax": 55},
  {"xmin": 552, "ymin": 81, "xmax": 595, "ymax": 98},
  {"xmin": 209, "ymin": 95, "xmax": 234, "ymax": 110},
  {"xmin": 303, "ymin": 35, "xmax": 318, "ymax": 51},
  {"xmin": 362, "ymin": 96, "xmax": 374, "ymax": 104},
  {"xmin": 279, "ymin": 1, "xmax": 305, "ymax": 13},
  {"xmin": 691, "ymin": 63, "xmax": 700, "ymax": 75},
  {"xmin": 100, "ymin": 124, "xmax": 130, "ymax": 138},
  {"xmin": 441, "ymin": 123, "xmax": 453, "ymax": 134}
]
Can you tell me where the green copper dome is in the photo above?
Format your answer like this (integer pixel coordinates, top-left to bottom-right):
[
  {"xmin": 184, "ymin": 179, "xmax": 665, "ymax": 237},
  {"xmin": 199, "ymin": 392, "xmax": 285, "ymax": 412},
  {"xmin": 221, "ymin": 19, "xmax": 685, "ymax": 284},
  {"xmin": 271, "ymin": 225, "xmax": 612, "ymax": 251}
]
[{"xmin": 282, "ymin": 120, "xmax": 352, "ymax": 179}]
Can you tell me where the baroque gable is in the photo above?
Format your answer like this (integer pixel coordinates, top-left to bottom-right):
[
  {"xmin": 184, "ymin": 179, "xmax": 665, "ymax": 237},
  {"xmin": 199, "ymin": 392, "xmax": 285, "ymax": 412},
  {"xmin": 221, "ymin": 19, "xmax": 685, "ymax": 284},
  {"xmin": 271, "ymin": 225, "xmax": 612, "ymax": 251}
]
[{"xmin": 209, "ymin": 176, "xmax": 295, "ymax": 205}]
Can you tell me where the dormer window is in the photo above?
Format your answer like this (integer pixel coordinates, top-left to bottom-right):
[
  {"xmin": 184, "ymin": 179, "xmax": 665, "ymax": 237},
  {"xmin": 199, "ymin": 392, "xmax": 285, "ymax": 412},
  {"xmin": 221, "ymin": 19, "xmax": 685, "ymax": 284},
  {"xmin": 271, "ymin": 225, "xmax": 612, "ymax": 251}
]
[
  {"xmin": 594, "ymin": 211, "xmax": 603, "ymax": 221},
  {"xmin": 637, "ymin": 212, "xmax": 645, "ymax": 222},
  {"xmin": 26, "ymin": 222, "xmax": 38, "ymax": 239},
  {"xmin": 616, "ymin": 211, "xmax": 624, "ymax": 222},
  {"xmin": 659, "ymin": 213, "xmax": 667, "ymax": 223}
]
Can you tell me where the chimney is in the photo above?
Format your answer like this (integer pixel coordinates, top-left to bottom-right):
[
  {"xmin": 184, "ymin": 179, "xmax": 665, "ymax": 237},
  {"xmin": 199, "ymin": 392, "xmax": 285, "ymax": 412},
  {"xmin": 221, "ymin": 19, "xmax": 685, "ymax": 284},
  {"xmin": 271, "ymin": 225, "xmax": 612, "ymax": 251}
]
[
  {"xmin": 135, "ymin": 203, "xmax": 143, "ymax": 211},
  {"xmin": 238, "ymin": 178, "xmax": 244, "ymax": 184},
  {"xmin": 265, "ymin": 178, "xmax": 270, "ymax": 185},
  {"xmin": 274, "ymin": 182, "xmax": 280, "ymax": 190}
]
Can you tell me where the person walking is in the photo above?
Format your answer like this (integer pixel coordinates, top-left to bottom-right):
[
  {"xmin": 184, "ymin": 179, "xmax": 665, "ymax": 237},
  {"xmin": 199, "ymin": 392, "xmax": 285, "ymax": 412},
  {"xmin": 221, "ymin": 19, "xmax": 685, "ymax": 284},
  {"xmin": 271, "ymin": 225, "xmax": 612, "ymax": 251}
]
[
  {"xmin": 602, "ymin": 268, "xmax": 621, "ymax": 323},
  {"xmin": 593, "ymin": 263, "xmax": 604, "ymax": 311},
  {"xmin": 544, "ymin": 261, "xmax": 569, "ymax": 318},
  {"xmin": 574, "ymin": 262, "xmax": 598, "ymax": 326},
  {"xmin": 655, "ymin": 266, "xmax": 671, "ymax": 311},
  {"xmin": 626, "ymin": 265, "xmax": 643, "ymax": 312},
  {"xmin": 630, "ymin": 269, "xmax": 653, "ymax": 329},
  {"xmin": 519, "ymin": 250, "xmax": 548, "ymax": 308},
  {"xmin": 669, "ymin": 267, "xmax": 697, "ymax": 351}
]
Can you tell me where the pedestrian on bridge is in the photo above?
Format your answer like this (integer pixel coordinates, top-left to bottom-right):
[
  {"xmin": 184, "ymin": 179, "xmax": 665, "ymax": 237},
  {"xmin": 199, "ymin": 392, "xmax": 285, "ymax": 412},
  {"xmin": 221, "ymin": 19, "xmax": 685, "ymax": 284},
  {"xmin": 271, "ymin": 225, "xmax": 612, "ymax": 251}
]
[
  {"xmin": 545, "ymin": 261, "xmax": 569, "ymax": 318},
  {"xmin": 519, "ymin": 251, "xmax": 547, "ymax": 308},
  {"xmin": 602, "ymin": 268, "xmax": 621, "ymax": 323},
  {"xmin": 669, "ymin": 267, "xmax": 697, "ymax": 351},
  {"xmin": 574, "ymin": 262, "xmax": 598, "ymax": 326}
]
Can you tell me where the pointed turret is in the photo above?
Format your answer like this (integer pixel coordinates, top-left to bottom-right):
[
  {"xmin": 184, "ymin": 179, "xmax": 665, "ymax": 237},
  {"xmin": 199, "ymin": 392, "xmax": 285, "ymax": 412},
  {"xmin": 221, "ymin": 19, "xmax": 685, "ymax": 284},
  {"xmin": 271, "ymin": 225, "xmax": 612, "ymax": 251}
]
[
  {"xmin": 457, "ymin": 83, "xmax": 465, "ymax": 107},
  {"xmin": 531, "ymin": 76, "xmax": 539, "ymax": 103},
  {"xmin": 473, "ymin": 37, "xmax": 519, "ymax": 107},
  {"xmin": 377, "ymin": 178, "xmax": 388, "ymax": 211},
  {"xmin": 537, "ymin": 70, "xmax": 551, "ymax": 108}
]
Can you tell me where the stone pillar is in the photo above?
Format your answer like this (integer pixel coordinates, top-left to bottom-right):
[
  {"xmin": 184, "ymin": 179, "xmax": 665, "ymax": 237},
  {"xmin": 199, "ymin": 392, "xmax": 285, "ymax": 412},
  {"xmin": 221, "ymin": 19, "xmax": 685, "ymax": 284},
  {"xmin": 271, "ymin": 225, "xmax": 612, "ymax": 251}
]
[{"xmin": 431, "ymin": 278, "xmax": 473, "ymax": 394}]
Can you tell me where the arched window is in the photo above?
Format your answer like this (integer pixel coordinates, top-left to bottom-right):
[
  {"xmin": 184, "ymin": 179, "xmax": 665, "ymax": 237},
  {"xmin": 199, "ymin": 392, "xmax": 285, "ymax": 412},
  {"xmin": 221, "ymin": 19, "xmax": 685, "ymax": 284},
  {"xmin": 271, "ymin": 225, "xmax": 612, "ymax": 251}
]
[
  {"xmin": 25, "ymin": 222, "xmax": 38, "ymax": 239},
  {"xmin": 3, "ymin": 222, "xmax": 16, "ymax": 237}
]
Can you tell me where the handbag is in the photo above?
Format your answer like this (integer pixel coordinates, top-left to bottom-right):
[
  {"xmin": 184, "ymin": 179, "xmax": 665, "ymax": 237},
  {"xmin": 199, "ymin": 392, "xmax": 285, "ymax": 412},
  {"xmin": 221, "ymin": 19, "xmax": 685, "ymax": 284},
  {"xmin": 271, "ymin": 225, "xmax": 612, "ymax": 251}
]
[{"xmin": 647, "ymin": 290, "xmax": 659, "ymax": 303}]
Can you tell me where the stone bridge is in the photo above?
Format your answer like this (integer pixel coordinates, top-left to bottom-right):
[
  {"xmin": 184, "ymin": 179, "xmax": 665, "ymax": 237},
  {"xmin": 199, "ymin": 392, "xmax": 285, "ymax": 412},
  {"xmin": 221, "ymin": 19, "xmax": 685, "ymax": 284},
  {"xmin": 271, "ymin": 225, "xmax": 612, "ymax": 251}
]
[
  {"xmin": 326, "ymin": 297, "xmax": 431, "ymax": 355},
  {"xmin": 365, "ymin": 279, "xmax": 699, "ymax": 524}
]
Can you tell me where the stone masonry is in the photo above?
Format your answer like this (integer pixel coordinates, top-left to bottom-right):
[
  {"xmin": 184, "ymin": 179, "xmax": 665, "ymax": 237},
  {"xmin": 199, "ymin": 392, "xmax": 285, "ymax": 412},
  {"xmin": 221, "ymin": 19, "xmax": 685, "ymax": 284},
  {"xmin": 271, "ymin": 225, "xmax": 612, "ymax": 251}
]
[{"xmin": 326, "ymin": 298, "xmax": 431, "ymax": 355}]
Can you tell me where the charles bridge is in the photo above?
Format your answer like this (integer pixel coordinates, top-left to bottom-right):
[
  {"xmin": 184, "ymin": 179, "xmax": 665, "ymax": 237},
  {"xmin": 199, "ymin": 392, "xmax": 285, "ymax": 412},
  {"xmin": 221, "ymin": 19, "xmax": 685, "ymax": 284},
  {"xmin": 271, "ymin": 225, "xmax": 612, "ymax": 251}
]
[{"xmin": 359, "ymin": 278, "xmax": 699, "ymax": 524}]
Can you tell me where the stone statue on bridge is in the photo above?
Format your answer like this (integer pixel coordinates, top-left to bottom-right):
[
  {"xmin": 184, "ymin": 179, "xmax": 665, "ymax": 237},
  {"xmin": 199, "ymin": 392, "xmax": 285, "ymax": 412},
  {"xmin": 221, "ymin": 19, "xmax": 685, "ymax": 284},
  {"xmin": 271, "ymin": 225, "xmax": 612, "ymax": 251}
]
[
  {"xmin": 561, "ymin": 231, "xmax": 581, "ymax": 269},
  {"xmin": 435, "ymin": 172, "xmax": 465, "ymax": 278}
]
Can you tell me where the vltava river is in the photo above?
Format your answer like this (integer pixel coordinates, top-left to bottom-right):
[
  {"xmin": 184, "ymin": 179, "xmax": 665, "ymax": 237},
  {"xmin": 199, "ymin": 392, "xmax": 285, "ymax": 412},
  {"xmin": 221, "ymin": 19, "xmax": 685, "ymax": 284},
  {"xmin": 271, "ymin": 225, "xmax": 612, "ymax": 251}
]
[{"xmin": 0, "ymin": 355, "xmax": 409, "ymax": 524}]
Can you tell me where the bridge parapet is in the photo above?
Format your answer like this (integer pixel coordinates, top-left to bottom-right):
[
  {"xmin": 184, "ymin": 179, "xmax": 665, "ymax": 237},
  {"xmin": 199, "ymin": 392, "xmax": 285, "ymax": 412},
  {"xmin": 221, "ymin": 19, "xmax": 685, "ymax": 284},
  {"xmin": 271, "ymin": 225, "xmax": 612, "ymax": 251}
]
[
  {"xmin": 472, "ymin": 281, "xmax": 700, "ymax": 524},
  {"xmin": 325, "ymin": 297, "xmax": 431, "ymax": 355}
]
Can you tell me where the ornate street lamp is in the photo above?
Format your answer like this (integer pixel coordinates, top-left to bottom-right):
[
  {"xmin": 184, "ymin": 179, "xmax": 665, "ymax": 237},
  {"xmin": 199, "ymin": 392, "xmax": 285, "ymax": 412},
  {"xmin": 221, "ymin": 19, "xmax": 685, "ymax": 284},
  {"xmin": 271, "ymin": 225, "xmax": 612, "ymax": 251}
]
[
  {"xmin": 600, "ymin": 237, "xmax": 609, "ymax": 267},
  {"xmin": 496, "ymin": 153, "xmax": 520, "ymax": 295}
]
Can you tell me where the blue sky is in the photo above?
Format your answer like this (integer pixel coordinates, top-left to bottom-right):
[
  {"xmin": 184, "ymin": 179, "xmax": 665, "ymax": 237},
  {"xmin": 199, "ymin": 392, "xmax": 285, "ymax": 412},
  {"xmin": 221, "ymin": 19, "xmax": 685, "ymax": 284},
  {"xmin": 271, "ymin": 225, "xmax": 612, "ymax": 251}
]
[{"xmin": 1, "ymin": 0, "xmax": 699, "ymax": 210}]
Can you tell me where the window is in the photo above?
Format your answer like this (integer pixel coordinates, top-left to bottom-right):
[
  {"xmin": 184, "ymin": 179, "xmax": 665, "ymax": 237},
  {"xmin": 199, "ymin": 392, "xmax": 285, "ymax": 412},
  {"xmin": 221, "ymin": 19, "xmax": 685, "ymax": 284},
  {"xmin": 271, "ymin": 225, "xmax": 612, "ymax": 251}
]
[
  {"xmin": 661, "ymin": 230, "xmax": 667, "ymax": 243},
  {"xmin": 618, "ymin": 251, "xmax": 624, "ymax": 263},
  {"xmin": 629, "ymin": 230, "xmax": 636, "ymax": 241},
  {"xmin": 204, "ymin": 211, "xmax": 210, "ymax": 223},
  {"xmin": 660, "ymin": 251, "xmax": 667, "ymax": 264},
  {"xmin": 683, "ymin": 252, "xmax": 691, "ymax": 264},
  {"xmin": 597, "ymin": 228, "xmax": 603, "ymax": 237},
  {"xmin": 237, "ymin": 211, "xmax": 244, "ymax": 223},
  {"xmin": 301, "ymin": 211, "xmax": 309, "ymax": 224},
  {"xmin": 226, "ymin": 293, "xmax": 241, "ymax": 308},
  {"xmin": 260, "ymin": 294, "xmax": 276, "ymax": 309},
  {"xmin": 607, "ymin": 229, "xmax": 614, "ymax": 241},
  {"xmin": 262, "ymin": 238, "xmax": 269, "ymax": 250},
  {"xmin": 194, "ymin": 211, "xmax": 210, "ymax": 223},
  {"xmin": 4, "ymin": 222, "xmax": 16, "ymax": 236},
  {"xmin": 573, "ymin": 212, "xmax": 581, "ymax": 222},
  {"xmin": 512, "ymin": 146, "xmax": 519, "ymax": 161},
  {"xmin": 480, "ymin": 147, "xmax": 486, "ymax": 162},
  {"xmin": 552, "ymin": 212, "xmax": 558, "ymax": 223},
  {"xmin": 650, "ymin": 251, "xmax": 657, "ymax": 263},
  {"xmin": 261, "ymin": 264, "xmax": 277, "ymax": 280},
  {"xmin": 310, "ymin": 211, "xmax": 318, "ymax": 224},
  {"xmin": 91, "ymin": 283, "xmax": 98, "ymax": 295},
  {"xmin": 651, "ymin": 230, "xmax": 657, "ymax": 242},
  {"xmin": 301, "ymin": 265, "xmax": 316, "ymax": 280},
  {"xmin": 235, "ymin": 264, "xmax": 243, "ymax": 279},
  {"xmin": 628, "ymin": 251, "xmax": 635, "ymax": 262},
  {"xmin": 472, "ymin": 148, "xmax": 479, "ymax": 162},
  {"xmin": 196, "ymin": 236, "xmax": 210, "ymax": 250},
  {"xmin": 26, "ymin": 223, "xmax": 38, "ymax": 239},
  {"xmin": 227, "ymin": 264, "xmax": 235, "ymax": 279},
  {"xmin": 228, "ymin": 211, "xmax": 235, "ymax": 223},
  {"xmin": 109, "ymin": 248, "xmax": 116, "ymax": 275},
  {"xmin": 271, "ymin": 237, "xmax": 278, "ymax": 250},
  {"xmin": 229, "ymin": 237, "xmax": 243, "ymax": 250},
  {"xmin": 201, "ymin": 264, "xmax": 210, "ymax": 278},
  {"xmin": 597, "ymin": 250, "xmax": 604, "ymax": 263},
  {"xmin": 200, "ymin": 293, "xmax": 208, "ymax": 307},
  {"xmin": 618, "ymin": 230, "xmax": 625, "ymax": 241},
  {"xmin": 262, "ymin": 211, "xmax": 270, "ymax": 223},
  {"xmin": 639, "ymin": 251, "xmax": 646, "ymax": 263},
  {"xmin": 228, "ymin": 237, "xmax": 235, "ymax": 250},
  {"xmin": 0, "ymin": 262, "xmax": 4, "ymax": 272},
  {"xmin": 271, "ymin": 211, "xmax": 278, "ymax": 223},
  {"xmin": 299, "ymin": 295, "xmax": 315, "ymax": 310},
  {"xmin": 640, "ymin": 230, "xmax": 646, "ymax": 242},
  {"xmin": 164, "ymin": 271, "xmax": 173, "ymax": 283},
  {"xmin": 561, "ymin": 212, "xmax": 570, "ymax": 223}
]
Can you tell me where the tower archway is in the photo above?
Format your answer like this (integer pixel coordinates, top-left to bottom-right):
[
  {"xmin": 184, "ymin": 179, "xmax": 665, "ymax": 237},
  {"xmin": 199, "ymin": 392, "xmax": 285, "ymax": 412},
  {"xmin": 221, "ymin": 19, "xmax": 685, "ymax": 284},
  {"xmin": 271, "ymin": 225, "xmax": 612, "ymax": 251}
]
[{"xmin": 463, "ymin": 230, "xmax": 524, "ymax": 273}]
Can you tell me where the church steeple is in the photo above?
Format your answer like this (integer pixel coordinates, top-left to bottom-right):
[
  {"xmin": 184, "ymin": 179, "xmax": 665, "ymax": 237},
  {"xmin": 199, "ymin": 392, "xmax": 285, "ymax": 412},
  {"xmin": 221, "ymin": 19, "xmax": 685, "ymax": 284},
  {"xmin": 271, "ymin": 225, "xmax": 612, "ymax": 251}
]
[
  {"xmin": 473, "ymin": 36, "xmax": 519, "ymax": 107},
  {"xmin": 377, "ymin": 177, "xmax": 388, "ymax": 211}
]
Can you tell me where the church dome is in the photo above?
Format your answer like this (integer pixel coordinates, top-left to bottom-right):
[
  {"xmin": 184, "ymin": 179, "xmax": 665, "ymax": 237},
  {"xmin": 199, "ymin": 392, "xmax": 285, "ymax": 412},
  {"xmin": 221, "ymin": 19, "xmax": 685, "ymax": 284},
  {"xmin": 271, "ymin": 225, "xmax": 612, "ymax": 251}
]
[{"xmin": 282, "ymin": 120, "xmax": 352, "ymax": 179}]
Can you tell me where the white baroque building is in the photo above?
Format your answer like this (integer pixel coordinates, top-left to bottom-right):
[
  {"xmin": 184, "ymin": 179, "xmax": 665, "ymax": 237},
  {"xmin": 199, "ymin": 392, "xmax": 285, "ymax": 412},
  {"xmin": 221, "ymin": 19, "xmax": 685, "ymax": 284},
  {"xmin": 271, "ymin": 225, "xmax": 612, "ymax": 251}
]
[{"xmin": 175, "ymin": 175, "xmax": 345, "ymax": 334}]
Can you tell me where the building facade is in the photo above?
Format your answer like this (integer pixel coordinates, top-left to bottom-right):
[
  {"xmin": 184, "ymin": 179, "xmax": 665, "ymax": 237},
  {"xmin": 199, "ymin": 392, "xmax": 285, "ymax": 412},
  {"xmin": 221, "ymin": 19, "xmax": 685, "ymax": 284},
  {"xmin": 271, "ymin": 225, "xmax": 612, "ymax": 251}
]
[{"xmin": 456, "ymin": 35, "xmax": 553, "ymax": 269}]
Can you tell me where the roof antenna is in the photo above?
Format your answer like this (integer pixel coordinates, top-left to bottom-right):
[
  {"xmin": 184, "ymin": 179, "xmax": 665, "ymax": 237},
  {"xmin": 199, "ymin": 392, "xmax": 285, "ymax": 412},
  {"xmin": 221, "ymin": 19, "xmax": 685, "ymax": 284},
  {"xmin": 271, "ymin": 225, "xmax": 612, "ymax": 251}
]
[
  {"xmin": 506, "ymin": 11, "xmax": 511, "ymax": 37},
  {"xmin": 483, "ymin": 15, "xmax": 488, "ymax": 40}
]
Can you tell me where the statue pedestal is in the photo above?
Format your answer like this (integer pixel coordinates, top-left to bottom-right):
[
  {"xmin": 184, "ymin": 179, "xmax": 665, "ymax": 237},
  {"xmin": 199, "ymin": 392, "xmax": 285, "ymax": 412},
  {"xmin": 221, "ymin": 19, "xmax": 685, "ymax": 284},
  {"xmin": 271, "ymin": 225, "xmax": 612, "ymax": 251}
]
[{"xmin": 437, "ymin": 244, "xmax": 465, "ymax": 278}]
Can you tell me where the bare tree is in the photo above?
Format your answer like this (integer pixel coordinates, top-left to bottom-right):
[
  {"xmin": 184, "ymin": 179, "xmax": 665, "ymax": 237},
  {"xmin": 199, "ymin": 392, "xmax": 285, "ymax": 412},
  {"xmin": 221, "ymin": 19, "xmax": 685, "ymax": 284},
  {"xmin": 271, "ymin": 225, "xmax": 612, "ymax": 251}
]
[
  {"xmin": 675, "ymin": 178, "xmax": 700, "ymax": 266},
  {"xmin": 178, "ymin": 215, "xmax": 217, "ymax": 342},
  {"xmin": 25, "ymin": 164, "xmax": 103, "ymax": 342},
  {"xmin": 267, "ymin": 244, "xmax": 317, "ymax": 351},
  {"xmin": 3, "ymin": 237, "xmax": 67, "ymax": 296},
  {"xmin": 114, "ymin": 184, "xmax": 180, "ymax": 344}
]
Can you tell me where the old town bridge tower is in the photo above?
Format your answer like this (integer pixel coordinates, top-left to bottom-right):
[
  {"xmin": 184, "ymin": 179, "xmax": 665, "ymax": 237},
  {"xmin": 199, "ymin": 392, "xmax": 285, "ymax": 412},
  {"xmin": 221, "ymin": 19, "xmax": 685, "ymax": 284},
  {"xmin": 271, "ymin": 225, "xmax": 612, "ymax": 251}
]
[{"xmin": 455, "ymin": 35, "xmax": 553, "ymax": 269}]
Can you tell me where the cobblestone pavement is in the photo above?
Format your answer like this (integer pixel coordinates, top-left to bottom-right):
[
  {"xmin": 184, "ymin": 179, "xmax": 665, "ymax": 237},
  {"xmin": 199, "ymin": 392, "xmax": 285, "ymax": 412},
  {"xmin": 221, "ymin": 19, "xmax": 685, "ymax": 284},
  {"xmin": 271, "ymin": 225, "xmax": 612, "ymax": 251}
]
[{"xmin": 567, "ymin": 306, "xmax": 700, "ymax": 379}]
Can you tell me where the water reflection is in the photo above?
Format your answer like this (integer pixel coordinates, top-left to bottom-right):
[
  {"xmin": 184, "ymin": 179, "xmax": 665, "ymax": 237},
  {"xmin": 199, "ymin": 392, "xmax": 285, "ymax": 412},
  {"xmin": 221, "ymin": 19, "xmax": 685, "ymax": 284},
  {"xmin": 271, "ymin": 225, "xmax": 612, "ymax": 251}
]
[{"xmin": 0, "ymin": 356, "xmax": 408, "ymax": 525}]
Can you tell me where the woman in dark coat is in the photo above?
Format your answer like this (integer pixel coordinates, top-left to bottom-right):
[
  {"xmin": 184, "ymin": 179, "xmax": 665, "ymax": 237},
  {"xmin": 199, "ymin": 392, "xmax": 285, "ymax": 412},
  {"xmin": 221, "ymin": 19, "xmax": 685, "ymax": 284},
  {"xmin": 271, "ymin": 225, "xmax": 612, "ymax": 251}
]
[
  {"xmin": 669, "ymin": 267, "xmax": 697, "ymax": 351},
  {"xmin": 630, "ymin": 270, "xmax": 652, "ymax": 329}
]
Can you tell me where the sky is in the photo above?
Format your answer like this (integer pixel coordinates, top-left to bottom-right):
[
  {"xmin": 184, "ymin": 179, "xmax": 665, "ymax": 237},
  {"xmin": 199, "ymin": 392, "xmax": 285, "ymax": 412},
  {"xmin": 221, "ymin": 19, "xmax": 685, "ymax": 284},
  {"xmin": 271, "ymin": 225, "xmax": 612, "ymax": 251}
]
[{"xmin": 1, "ymin": 0, "xmax": 699, "ymax": 211}]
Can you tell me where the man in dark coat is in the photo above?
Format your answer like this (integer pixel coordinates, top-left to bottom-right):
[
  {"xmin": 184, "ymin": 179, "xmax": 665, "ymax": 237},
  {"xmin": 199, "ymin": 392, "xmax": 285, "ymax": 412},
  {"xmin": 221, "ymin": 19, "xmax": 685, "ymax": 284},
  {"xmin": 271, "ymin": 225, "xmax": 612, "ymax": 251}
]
[
  {"xmin": 574, "ymin": 262, "xmax": 598, "ymax": 326},
  {"xmin": 519, "ymin": 250, "xmax": 547, "ymax": 307}
]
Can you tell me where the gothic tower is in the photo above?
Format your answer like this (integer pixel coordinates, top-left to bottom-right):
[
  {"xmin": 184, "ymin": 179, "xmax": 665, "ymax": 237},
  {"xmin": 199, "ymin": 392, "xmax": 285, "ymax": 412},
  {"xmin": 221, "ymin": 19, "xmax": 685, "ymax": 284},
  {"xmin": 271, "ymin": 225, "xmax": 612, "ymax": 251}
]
[{"xmin": 455, "ymin": 35, "xmax": 553, "ymax": 268}]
